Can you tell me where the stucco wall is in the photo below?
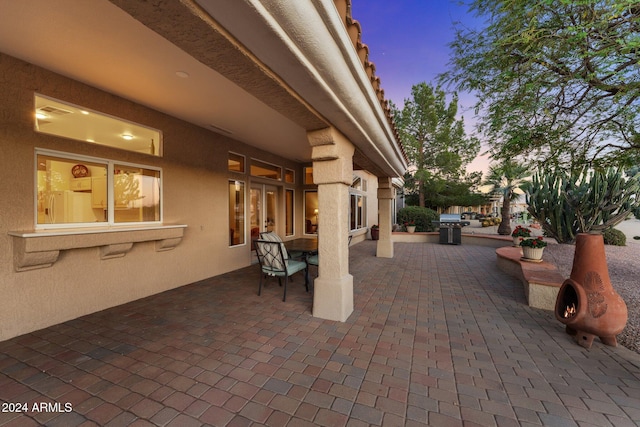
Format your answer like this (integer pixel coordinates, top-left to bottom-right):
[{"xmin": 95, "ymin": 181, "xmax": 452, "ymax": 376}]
[{"xmin": 0, "ymin": 54, "xmax": 303, "ymax": 341}]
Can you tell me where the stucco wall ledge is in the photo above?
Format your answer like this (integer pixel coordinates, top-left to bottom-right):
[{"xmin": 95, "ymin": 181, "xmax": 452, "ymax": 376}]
[{"xmin": 9, "ymin": 224, "xmax": 187, "ymax": 271}]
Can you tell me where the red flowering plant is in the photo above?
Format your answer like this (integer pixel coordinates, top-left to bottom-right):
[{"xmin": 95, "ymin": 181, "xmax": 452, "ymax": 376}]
[
  {"xmin": 519, "ymin": 236, "xmax": 547, "ymax": 248},
  {"xmin": 511, "ymin": 225, "xmax": 531, "ymax": 238}
]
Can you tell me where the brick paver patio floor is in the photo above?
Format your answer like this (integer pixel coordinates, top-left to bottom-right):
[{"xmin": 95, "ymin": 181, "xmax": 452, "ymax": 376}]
[{"xmin": 1, "ymin": 241, "xmax": 639, "ymax": 426}]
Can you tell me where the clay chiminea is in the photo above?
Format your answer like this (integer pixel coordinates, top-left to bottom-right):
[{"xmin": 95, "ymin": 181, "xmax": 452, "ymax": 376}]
[{"xmin": 555, "ymin": 233, "xmax": 627, "ymax": 349}]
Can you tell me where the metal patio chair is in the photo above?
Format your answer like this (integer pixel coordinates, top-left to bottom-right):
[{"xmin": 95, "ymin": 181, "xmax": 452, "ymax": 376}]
[
  {"xmin": 254, "ymin": 239, "xmax": 309, "ymax": 302},
  {"xmin": 259, "ymin": 231, "xmax": 304, "ymax": 260}
]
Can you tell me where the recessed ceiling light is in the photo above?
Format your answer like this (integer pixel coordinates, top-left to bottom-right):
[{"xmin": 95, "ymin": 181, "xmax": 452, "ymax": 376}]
[
  {"xmin": 35, "ymin": 113, "xmax": 47, "ymax": 119},
  {"xmin": 175, "ymin": 71, "xmax": 190, "ymax": 78},
  {"xmin": 122, "ymin": 134, "xmax": 134, "ymax": 140}
]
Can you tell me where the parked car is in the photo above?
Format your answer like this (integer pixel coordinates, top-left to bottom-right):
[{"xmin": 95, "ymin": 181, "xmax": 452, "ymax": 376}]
[{"xmin": 460, "ymin": 211, "xmax": 476, "ymax": 220}]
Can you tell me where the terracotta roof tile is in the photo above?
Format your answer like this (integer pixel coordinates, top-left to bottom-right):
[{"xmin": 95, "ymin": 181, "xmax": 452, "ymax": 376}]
[{"xmin": 334, "ymin": 0, "xmax": 407, "ymax": 162}]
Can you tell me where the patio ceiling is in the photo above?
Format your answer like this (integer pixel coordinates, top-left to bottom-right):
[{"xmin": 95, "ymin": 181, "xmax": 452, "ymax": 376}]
[{"xmin": 0, "ymin": 0, "xmax": 407, "ymax": 177}]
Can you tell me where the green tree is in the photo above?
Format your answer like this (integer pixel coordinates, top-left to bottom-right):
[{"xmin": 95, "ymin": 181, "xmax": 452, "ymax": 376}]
[
  {"xmin": 443, "ymin": 0, "xmax": 640, "ymax": 167},
  {"xmin": 483, "ymin": 159, "xmax": 530, "ymax": 235},
  {"xmin": 393, "ymin": 82, "xmax": 480, "ymax": 207},
  {"xmin": 404, "ymin": 173, "xmax": 487, "ymax": 212}
]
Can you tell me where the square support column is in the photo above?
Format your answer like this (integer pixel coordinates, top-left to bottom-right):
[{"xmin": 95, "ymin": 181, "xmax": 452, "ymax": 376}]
[
  {"xmin": 376, "ymin": 177, "xmax": 395, "ymax": 258},
  {"xmin": 308, "ymin": 127, "xmax": 355, "ymax": 322}
]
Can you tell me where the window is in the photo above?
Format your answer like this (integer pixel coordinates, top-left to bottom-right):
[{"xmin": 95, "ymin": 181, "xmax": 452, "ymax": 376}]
[
  {"xmin": 250, "ymin": 159, "xmax": 281, "ymax": 180},
  {"xmin": 228, "ymin": 152, "xmax": 245, "ymax": 173},
  {"xmin": 349, "ymin": 175, "xmax": 367, "ymax": 231},
  {"xmin": 35, "ymin": 94, "xmax": 161, "ymax": 156},
  {"xmin": 285, "ymin": 169, "xmax": 295, "ymax": 184},
  {"xmin": 304, "ymin": 167, "xmax": 314, "ymax": 185},
  {"xmin": 36, "ymin": 150, "xmax": 161, "ymax": 227},
  {"xmin": 350, "ymin": 194, "xmax": 366, "ymax": 231},
  {"xmin": 229, "ymin": 180, "xmax": 245, "ymax": 246},
  {"xmin": 304, "ymin": 190, "xmax": 318, "ymax": 235},
  {"xmin": 285, "ymin": 189, "xmax": 294, "ymax": 236}
]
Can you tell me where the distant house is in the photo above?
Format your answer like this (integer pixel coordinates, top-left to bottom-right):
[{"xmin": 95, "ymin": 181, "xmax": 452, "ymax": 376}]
[{"xmin": 0, "ymin": 0, "xmax": 407, "ymax": 340}]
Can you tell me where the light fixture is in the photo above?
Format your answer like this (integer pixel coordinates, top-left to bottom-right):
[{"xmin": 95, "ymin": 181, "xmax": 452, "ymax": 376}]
[
  {"xmin": 35, "ymin": 113, "xmax": 47, "ymax": 120},
  {"xmin": 122, "ymin": 134, "xmax": 133, "ymax": 140},
  {"xmin": 175, "ymin": 71, "xmax": 190, "ymax": 78}
]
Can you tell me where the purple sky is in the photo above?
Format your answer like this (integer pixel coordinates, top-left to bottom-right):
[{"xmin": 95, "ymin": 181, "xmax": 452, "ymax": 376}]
[{"xmin": 350, "ymin": 0, "xmax": 491, "ymax": 175}]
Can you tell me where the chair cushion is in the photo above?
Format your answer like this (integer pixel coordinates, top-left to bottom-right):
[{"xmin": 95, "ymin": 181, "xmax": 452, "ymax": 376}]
[
  {"xmin": 260, "ymin": 232, "xmax": 288, "ymax": 261},
  {"xmin": 306, "ymin": 254, "xmax": 318, "ymax": 266},
  {"xmin": 286, "ymin": 259, "xmax": 307, "ymax": 275}
]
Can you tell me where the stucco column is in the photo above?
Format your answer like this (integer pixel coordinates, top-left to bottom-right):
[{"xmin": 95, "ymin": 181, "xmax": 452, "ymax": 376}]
[
  {"xmin": 376, "ymin": 177, "xmax": 395, "ymax": 258},
  {"xmin": 308, "ymin": 127, "xmax": 354, "ymax": 322}
]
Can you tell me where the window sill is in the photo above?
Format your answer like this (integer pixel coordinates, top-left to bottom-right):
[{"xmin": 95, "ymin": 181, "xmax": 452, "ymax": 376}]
[{"xmin": 9, "ymin": 224, "xmax": 187, "ymax": 272}]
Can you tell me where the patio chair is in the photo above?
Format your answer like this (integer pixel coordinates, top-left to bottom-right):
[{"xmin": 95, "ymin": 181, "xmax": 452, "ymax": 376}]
[
  {"xmin": 260, "ymin": 231, "xmax": 304, "ymax": 259},
  {"xmin": 254, "ymin": 239, "xmax": 309, "ymax": 302}
]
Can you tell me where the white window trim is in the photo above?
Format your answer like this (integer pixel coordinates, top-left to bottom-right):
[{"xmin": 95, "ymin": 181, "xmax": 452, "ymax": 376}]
[
  {"xmin": 228, "ymin": 179, "xmax": 247, "ymax": 247},
  {"xmin": 250, "ymin": 157, "xmax": 282, "ymax": 181},
  {"xmin": 35, "ymin": 148, "xmax": 162, "ymax": 230},
  {"xmin": 228, "ymin": 151, "xmax": 246, "ymax": 174}
]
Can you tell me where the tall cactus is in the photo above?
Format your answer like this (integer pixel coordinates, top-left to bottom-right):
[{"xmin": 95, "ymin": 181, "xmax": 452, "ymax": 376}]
[{"xmin": 526, "ymin": 167, "xmax": 640, "ymax": 244}]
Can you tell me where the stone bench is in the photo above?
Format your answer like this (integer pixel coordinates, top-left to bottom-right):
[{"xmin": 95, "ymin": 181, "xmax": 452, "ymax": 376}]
[{"xmin": 496, "ymin": 246, "xmax": 564, "ymax": 310}]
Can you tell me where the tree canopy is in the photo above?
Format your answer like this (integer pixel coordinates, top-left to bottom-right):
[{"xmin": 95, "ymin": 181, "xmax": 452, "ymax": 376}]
[
  {"xmin": 442, "ymin": 0, "xmax": 640, "ymax": 168},
  {"xmin": 482, "ymin": 159, "xmax": 530, "ymax": 234},
  {"xmin": 393, "ymin": 82, "xmax": 481, "ymax": 208}
]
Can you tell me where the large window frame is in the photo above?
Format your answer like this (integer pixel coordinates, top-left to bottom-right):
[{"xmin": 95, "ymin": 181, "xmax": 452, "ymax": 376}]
[
  {"xmin": 229, "ymin": 180, "xmax": 246, "ymax": 247},
  {"xmin": 35, "ymin": 149, "xmax": 162, "ymax": 229},
  {"xmin": 349, "ymin": 175, "xmax": 368, "ymax": 231},
  {"xmin": 35, "ymin": 94, "xmax": 162, "ymax": 156}
]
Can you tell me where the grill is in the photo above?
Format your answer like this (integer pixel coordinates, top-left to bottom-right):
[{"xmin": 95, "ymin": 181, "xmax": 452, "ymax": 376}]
[{"xmin": 436, "ymin": 214, "xmax": 462, "ymax": 245}]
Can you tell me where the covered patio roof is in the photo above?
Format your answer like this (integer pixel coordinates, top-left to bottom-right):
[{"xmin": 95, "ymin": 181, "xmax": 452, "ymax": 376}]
[{"xmin": 0, "ymin": 0, "xmax": 406, "ymax": 177}]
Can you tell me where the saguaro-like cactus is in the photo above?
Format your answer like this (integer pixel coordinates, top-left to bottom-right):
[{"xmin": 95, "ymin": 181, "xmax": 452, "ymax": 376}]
[{"xmin": 526, "ymin": 167, "xmax": 639, "ymax": 244}]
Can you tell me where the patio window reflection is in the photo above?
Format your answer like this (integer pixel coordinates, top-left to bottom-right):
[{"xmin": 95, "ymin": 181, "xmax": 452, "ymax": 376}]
[
  {"xmin": 304, "ymin": 190, "xmax": 318, "ymax": 235},
  {"xmin": 229, "ymin": 180, "xmax": 245, "ymax": 246}
]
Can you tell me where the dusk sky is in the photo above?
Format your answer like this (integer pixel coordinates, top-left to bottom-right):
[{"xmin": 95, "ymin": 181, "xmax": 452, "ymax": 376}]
[{"xmin": 350, "ymin": 0, "xmax": 492, "ymax": 175}]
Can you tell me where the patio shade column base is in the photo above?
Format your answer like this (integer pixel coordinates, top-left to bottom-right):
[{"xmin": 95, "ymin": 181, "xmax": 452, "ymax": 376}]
[
  {"xmin": 376, "ymin": 177, "xmax": 395, "ymax": 258},
  {"xmin": 312, "ymin": 274, "xmax": 354, "ymax": 322}
]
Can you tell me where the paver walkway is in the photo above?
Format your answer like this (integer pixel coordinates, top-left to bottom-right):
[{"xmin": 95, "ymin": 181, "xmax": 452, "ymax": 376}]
[{"xmin": 1, "ymin": 241, "xmax": 639, "ymax": 426}]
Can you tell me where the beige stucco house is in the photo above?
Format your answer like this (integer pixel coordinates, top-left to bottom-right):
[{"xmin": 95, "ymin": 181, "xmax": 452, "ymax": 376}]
[{"xmin": 0, "ymin": 0, "xmax": 407, "ymax": 342}]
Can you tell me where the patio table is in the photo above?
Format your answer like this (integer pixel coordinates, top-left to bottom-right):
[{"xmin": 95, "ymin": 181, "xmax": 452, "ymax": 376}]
[{"xmin": 284, "ymin": 238, "xmax": 317, "ymax": 285}]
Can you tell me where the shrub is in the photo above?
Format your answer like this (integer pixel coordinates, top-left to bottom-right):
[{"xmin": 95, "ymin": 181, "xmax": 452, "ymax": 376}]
[
  {"xmin": 397, "ymin": 206, "xmax": 438, "ymax": 232},
  {"xmin": 526, "ymin": 167, "xmax": 640, "ymax": 244},
  {"xmin": 603, "ymin": 228, "xmax": 626, "ymax": 246}
]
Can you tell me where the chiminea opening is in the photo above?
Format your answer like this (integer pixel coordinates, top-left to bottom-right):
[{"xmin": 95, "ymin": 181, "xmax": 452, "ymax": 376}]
[{"xmin": 557, "ymin": 282, "xmax": 578, "ymax": 320}]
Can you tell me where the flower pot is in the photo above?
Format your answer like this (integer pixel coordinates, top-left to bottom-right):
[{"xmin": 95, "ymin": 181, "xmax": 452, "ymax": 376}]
[
  {"xmin": 370, "ymin": 228, "xmax": 379, "ymax": 240},
  {"xmin": 406, "ymin": 226, "xmax": 416, "ymax": 233},
  {"xmin": 522, "ymin": 246, "xmax": 544, "ymax": 261},
  {"xmin": 512, "ymin": 237, "xmax": 521, "ymax": 247}
]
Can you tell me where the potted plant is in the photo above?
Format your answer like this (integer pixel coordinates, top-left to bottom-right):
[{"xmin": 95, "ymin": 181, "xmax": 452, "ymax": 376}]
[
  {"xmin": 404, "ymin": 220, "xmax": 416, "ymax": 233},
  {"xmin": 370, "ymin": 224, "xmax": 379, "ymax": 240},
  {"xmin": 519, "ymin": 236, "xmax": 547, "ymax": 261},
  {"xmin": 511, "ymin": 225, "xmax": 531, "ymax": 247}
]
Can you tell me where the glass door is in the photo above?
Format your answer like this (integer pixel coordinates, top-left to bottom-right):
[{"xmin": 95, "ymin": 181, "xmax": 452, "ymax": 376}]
[{"xmin": 250, "ymin": 184, "xmax": 278, "ymax": 234}]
